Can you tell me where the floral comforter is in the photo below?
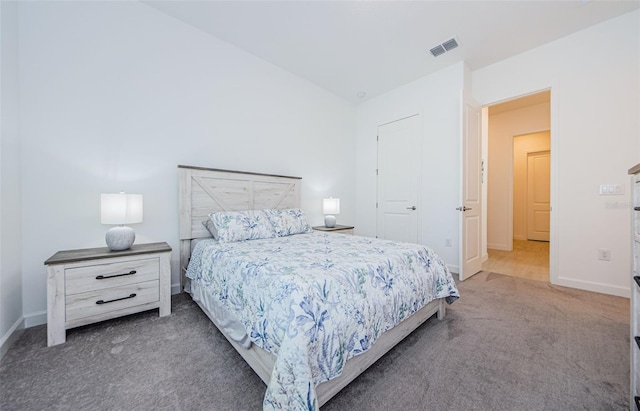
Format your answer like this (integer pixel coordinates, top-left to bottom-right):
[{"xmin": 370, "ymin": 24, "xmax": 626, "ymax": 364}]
[{"xmin": 186, "ymin": 232, "xmax": 459, "ymax": 410}]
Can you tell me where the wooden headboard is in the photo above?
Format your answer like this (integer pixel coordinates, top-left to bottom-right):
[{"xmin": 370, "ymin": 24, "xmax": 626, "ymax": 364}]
[{"xmin": 178, "ymin": 165, "xmax": 302, "ymax": 288}]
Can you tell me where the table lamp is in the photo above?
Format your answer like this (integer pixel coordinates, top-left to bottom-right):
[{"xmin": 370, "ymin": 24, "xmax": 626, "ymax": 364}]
[
  {"xmin": 323, "ymin": 197, "xmax": 340, "ymax": 228},
  {"xmin": 101, "ymin": 192, "xmax": 143, "ymax": 251}
]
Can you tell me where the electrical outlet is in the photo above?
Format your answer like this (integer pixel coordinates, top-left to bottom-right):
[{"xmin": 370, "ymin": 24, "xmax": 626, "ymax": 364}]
[
  {"xmin": 444, "ymin": 238, "xmax": 452, "ymax": 247},
  {"xmin": 598, "ymin": 249, "xmax": 611, "ymax": 261}
]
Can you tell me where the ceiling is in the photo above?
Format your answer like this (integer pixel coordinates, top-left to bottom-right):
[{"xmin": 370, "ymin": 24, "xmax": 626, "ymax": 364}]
[{"xmin": 145, "ymin": 1, "xmax": 639, "ymax": 104}]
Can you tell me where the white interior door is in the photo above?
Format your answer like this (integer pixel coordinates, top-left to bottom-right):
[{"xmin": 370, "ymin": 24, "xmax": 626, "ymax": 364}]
[
  {"xmin": 459, "ymin": 93, "xmax": 482, "ymax": 281},
  {"xmin": 527, "ymin": 151, "xmax": 550, "ymax": 241},
  {"xmin": 376, "ymin": 115, "xmax": 420, "ymax": 243}
]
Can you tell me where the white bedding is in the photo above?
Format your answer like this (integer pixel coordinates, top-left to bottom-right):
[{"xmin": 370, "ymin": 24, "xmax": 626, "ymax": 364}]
[
  {"xmin": 186, "ymin": 232, "xmax": 459, "ymax": 410},
  {"xmin": 190, "ymin": 270, "xmax": 252, "ymax": 348}
]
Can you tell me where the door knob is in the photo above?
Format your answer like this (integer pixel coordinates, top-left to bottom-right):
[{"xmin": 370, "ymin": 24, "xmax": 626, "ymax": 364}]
[
  {"xmin": 406, "ymin": 206, "xmax": 417, "ymax": 210},
  {"xmin": 456, "ymin": 206, "xmax": 472, "ymax": 212}
]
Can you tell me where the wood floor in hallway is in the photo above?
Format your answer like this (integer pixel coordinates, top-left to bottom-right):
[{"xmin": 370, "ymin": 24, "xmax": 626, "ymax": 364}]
[{"xmin": 483, "ymin": 240, "xmax": 549, "ymax": 282}]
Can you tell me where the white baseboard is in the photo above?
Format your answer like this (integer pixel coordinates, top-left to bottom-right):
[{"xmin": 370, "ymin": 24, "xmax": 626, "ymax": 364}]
[
  {"xmin": 447, "ymin": 264, "xmax": 459, "ymax": 275},
  {"xmin": 23, "ymin": 310, "xmax": 47, "ymax": 328},
  {"xmin": 1, "ymin": 316, "xmax": 25, "ymax": 360},
  {"xmin": 482, "ymin": 253, "xmax": 488, "ymax": 263},
  {"xmin": 171, "ymin": 283, "xmax": 182, "ymax": 295},
  {"xmin": 555, "ymin": 276, "xmax": 630, "ymax": 298},
  {"xmin": 487, "ymin": 243, "xmax": 512, "ymax": 251}
]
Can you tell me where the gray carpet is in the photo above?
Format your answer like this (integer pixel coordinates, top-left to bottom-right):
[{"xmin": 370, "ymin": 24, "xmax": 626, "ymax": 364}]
[{"xmin": 0, "ymin": 271, "xmax": 629, "ymax": 410}]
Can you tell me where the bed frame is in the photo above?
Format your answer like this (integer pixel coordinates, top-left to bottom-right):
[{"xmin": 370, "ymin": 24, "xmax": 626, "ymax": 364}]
[{"xmin": 178, "ymin": 164, "xmax": 446, "ymax": 407}]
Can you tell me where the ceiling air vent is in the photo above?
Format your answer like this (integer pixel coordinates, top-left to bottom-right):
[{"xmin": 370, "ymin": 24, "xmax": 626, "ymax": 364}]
[
  {"xmin": 429, "ymin": 37, "xmax": 459, "ymax": 57},
  {"xmin": 429, "ymin": 45, "xmax": 446, "ymax": 57},
  {"xmin": 442, "ymin": 38, "xmax": 459, "ymax": 51}
]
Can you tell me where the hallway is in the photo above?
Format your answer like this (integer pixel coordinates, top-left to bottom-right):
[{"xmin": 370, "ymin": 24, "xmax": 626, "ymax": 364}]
[{"xmin": 482, "ymin": 240, "xmax": 549, "ymax": 282}]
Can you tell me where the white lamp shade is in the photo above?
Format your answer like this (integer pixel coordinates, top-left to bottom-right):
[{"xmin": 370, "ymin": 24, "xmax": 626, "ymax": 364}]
[
  {"xmin": 101, "ymin": 193, "xmax": 143, "ymax": 225},
  {"xmin": 323, "ymin": 198, "xmax": 340, "ymax": 215}
]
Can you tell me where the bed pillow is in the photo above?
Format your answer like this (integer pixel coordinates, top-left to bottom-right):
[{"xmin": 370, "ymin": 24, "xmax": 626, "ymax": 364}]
[
  {"xmin": 264, "ymin": 208, "xmax": 312, "ymax": 237},
  {"xmin": 207, "ymin": 210, "xmax": 276, "ymax": 243},
  {"xmin": 202, "ymin": 218, "xmax": 218, "ymax": 239}
]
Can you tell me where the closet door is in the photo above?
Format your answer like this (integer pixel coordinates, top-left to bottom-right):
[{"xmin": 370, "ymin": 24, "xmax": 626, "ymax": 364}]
[{"xmin": 376, "ymin": 114, "xmax": 421, "ymax": 243}]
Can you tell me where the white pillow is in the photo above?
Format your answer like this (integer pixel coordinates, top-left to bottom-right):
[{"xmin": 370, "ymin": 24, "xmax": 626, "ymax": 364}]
[{"xmin": 202, "ymin": 218, "xmax": 218, "ymax": 239}]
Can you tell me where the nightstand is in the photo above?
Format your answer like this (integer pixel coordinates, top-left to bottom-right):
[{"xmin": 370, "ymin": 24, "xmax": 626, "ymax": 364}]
[
  {"xmin": 313, "ymin": 225, "xmax": 355, "ymax": 235},
  {"xmin": 45, "ymin": 242, "xmax": 172, "ymax": 346}
]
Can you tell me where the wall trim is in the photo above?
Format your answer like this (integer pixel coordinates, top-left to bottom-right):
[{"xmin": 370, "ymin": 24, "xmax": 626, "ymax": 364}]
[
  {"xmin": 23, "ymin": 310, "xmax": 46, "ymax": 328},
  {"xmin": 447, "ymin": 264, "xmax": 459, "ymax": 275},
  {"xmin": 0, "ymin": 316, "xmax": 25, "ymax": 360},
  {"xmin": 487, "ymin": 243, "xmax": 511, "ymax": 251},
  {"xmin": 171, "ymin": 283, "xmax": 182, "ymax": 295},
  {"xmin": 555, "ymin": 276, "xmax": 630, "ymax": 298}
]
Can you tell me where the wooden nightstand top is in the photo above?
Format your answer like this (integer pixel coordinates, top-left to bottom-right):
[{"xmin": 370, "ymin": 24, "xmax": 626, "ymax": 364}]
[
  {"xmin": 313, "ymin": 225, "xmax": 354, "ymax": 232},
  {"xmin": 44, "ymin": 242, "xmax": 172, "ymax": 265}
]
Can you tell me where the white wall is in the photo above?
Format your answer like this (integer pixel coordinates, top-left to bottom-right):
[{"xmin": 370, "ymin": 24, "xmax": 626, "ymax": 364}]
[
  {"xmin": 474, "ymin": 10, "xmax": 640, "ymax": 297},
  {"xmin": 18, "ymin": 1, "xmax": 356, "ymax": 324},
  {"xmin": 487, "ymin": 102, "xmax": 550, "ymax": 250},
  {"xmin": 355, "ymin": 63, "xmax": 465, "ymax": 271},
  {"xmin": 1, "ymin": 0, "xmax": 24, "ymax": 358}
]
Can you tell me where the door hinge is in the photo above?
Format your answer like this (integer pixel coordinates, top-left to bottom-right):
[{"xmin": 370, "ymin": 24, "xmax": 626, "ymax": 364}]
[
  {"xmin": 377, "ymin": 135, "xmax": 379, "ymax": 142},
  {"xmin": 376, "ymin": 169, "xmax": 378, "ymax": 176},
  {"xmin": 376, "ymin": 202, "xmax": 378, "ymax": 208}
]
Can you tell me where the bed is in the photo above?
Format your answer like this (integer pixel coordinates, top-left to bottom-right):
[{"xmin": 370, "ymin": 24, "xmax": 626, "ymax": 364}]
[{"xmin": 178, "ymin": 165, "xmax": 459, "ymax": 410}]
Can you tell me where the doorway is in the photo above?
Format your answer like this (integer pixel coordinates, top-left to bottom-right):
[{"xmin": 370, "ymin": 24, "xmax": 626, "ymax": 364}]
[{"xmin": 483, "ymin": 91, "xmax": 551, "ymax": 282}]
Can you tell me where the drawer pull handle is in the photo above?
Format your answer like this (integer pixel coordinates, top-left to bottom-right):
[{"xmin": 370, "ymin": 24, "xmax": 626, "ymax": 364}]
[
  {"xmin": 635, "ymin": 396, "xmax": 640, "ymax": 410},
  {"xmin": 96, "ymin": 293, "xmax": 137, "ymax": 305},
  {"xmin": 96, "ymin": 270, "xmax": 136, "ymax": 280},
  {"xmin": 635, "ymin": 207, "xmax": 640, "ymax": 211},
  {"xmin": 635, "ymin": 276, "xmax": 640, "ymax": 288},
  {"xmin": 636, "ymin": 336, "xmax": 640, "ymax": 350}
]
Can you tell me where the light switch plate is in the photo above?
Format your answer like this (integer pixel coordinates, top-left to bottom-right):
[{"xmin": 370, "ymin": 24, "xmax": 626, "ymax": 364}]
[{"xmin": 599, "ymin": 184, "xmax": 624, "ymax": 195}]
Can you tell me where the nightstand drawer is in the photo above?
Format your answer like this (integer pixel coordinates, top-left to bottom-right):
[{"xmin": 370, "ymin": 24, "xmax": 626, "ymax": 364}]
[
  {"xmin": 65, "ymin": 257, "xmax": 159, "ymax": 295},
  {"xmin": 66, "ymin": 280, "xmax": 159, "ymax": 322}
]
